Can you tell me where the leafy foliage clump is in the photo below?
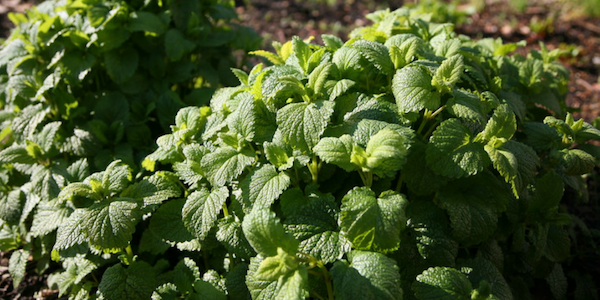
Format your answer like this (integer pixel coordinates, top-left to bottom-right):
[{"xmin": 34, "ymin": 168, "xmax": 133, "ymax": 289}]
[
  {"xmin": 0, "ymin": 0, "xmax": 259, "ymax": 295},
  {"xmin": 3, "ymin": 4, "xmax": 600, "ymax": 300}
]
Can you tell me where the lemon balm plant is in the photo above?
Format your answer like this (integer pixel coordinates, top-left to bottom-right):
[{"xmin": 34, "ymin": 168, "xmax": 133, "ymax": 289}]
[
  {"xmin": 0, "ymin": 0, "xmax": 259, "ymax": 296},
  {"xmin": 4, "ymin": 4, "xmax": 600, "ymax": 300}
]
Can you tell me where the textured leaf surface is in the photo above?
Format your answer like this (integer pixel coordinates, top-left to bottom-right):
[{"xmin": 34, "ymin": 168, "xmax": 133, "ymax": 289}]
[
  {"xmin": 427, "ymin": 118, "xmax": 488, "ymax": 178},
  {"xmin": 182, "ymin": 186, "xmax": 229, "ymax": 240},
  {"xmin": 242, "ymin": 209, "xmax": 298, "ymax": 257},
  {"xmin": 82, "ymin": 198, "xmax": 141, "ymax": 251},
  {"xmin": 241, "ymin": 164, "xmax": 291, "ymax": 209},
  {"xmin": 314, "ymin": 135, "xmax": 356, "ymax": 172},
  {"xmin": 392, "ymin": 65, "xmax": 440, "ymax": 113},
  {"xmin": 246, "ymin": 256, "xmax": 309, "ymax": 300},
  {"xmin": 340, "ymin": 187, "xmax": 408, "ymax": 252},
  {"xmin": 98, "ymin": 261, "xmax": 156, "ymax": 300},
  {"xmin": 276, "ymin": 101, "xmax": 335, "ymax": 153},
  {"xmin": 331, "ymin": 250, "xmax": 402, "ymax": 300},
  {"xmin": 201, "ymin": 147, "xmax": 255, "ymax": 186},
  {"xmin": 412, "ymin": 267, "xmax": 473, "ymax": 300}
]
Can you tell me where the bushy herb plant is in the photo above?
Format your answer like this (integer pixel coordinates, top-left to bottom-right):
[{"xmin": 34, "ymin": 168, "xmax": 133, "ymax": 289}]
[
  {"xmin": 0, "ymin": 0, "xmax": 259, "ymax": 295},
  {"xmin": 3, "ymin": 4, "xmax": 600, "ymax": 300}
]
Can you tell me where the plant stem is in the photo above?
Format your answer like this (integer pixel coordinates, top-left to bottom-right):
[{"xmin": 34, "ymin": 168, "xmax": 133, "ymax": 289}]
[
  {"xmin": 309, "ymin": 155, "xmax": 320, "ymax": 184},
  {"xmin": 222, "ymin": 203, "xmax": 229, "ymax": 217},
  {"xmin": 395, "ymin": 173, "xmax": 404, "ymax": 192}
]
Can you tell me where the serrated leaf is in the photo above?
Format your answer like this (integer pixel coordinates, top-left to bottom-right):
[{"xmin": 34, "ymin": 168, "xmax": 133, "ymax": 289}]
[
  {"xmin": 0, "ymin": 144, "xmax": 36, "ymax": 164},
  {"xmin": 546, "ymin": 264, "xmax": 567, "ymax": 300},
  {"xmin": 242, "ymin": 208, "xmax": 299, "ymax": 257},
  {"xmin": 292, "ymin": 36, "xmax": 312, "ymax": 73},
  {"xmin": 227, "ymin": 94, "xmax": 256, "ymax": 141},
  {"xmin": 148, "ymin": 199, "xmax": 195, "ymax": 244},
  {"xmin": 496, "ymin": 141, "xmax": 539, "ymax": 197},
  {"xmin": 461, "ymin": 257, "xmax": 514, "ymax": 300},
  {"xmin": 104, "ymin": 46, "xmax": 138, "ymax": 84},
  {"xmin": 226, "ymin": 263, "xmax": 251, "ymax": 300},
  {"xmin": 322, "ymin": 34, "xmax": 343, "ymax": 50},
  {"xmin": 9, "ymin": 249, "xmax": 29, "ymax": 289},
  {"xmin": 256, "ymin": 247, "xmax": 299, "ymax": 281},
  {"xmin": 308, "ymin": 62, "xmax": 332, "ymax": 96},
  {"xmin": 523, "ymin": 122, "xmax": 562, "ymax": 150},
  {"xmin": 412, "ymin": 267, "xmax": 473, "ymax": 300},
  {"xmin": 82, "ymin": 198, "xmax": 142, "ymax": 251},
  {"xmin": 438, "ymin": 173, "xmax": 511, "ymax": 246},
  {"xmin": 478, "ymin": 104, "xmax": 516, "ymax": 142},
  {"xmin": 246, "ymin": 256, "xmax": 309, "ymax": 300},
  {"xmin": 531, "ymin": 171, "xmax": 564, "ymax": 211},
  {"xmin": 485, "ymin": 145, "xmax": 518, "ymax": 183},
  {"xmin": 241, "ymin": 164, "xmax": 290, "ymax": 209},
  {"xmin": 182, "ymin": 186, "xmax": 229, "ymax": 241},
  {"xmin": 340, "ymin": 187, "xmax": 408, "ymax": 252},
  {"xmin": 559, "ymin": 149, "xmax": 596, "ymax": 175},
  {"xmin": 121, "ymin": 172, "xmax": 181, "ymax": 206},
  {"xmin": 251, "ymin": 50, "xmax": 285, "ymax": 65},
  {"xmin": 314, "ymin": 135, "xmax": 356, "ymax": 172},
  {"xmin": 54, "ymin": 209, "xmax": 87, "ymax": 251},
  {"xmin": 329, "ymin": 79, "xmax": 355, "ymax": 101},
  {"xmin": 173, "ymin": 257, "xmax": 200, "ymax": 294},
  {"xmin": 276, "ymin": 101, "xmax": 335, "ymax": 154},
  {"xmin": 128, "ymin": 11, "xmax": 165, "ymax": 34},
  {"xmin": 364, "ymin": 128, "xmax": 409, "ymax": 178},
  {"xmin": 332, "ymin": 46, "xmax": 362, "ymax": 76},
  {"xmin": 165, "ymin": 29, "xmax": 195, "ymax": 61},
  {"xmin": 30, "ymin": 201, "xmax": 73, "ymax": 237},
  {"xmin": 447, "ymin": 89, "xmax": 486, "ymax": 123},
  {"xmin": 217, "ymin": 216, "xmax": 256, "ymax": 260},
  {"xmin": 427, "ymin": 118, "xmax": 488, "ymax": 178},
  {"xmin": 352, "ymin": 40, "xmax": 394, "ymax": 75},
  {"xmin": 392, "ymin": 65, "xmax": 440, "ymax": 113},
  {"xmin": 200, "ymin": 147, "xmax": 255, "ymax": 186},
  {"xmin": 432, "ymin": 54, "xmax": 464, "ymax": 92},
  {"xmin": 408, "ymin": 200, "xmax": 459, "ymax": 266},
  {"xmin": 330, "ymin": 250, "xmax": 402, "ymax": 300},
  {"xmin": 98, "ymin": 261, "xmax": 156, "ymax": 300},
  {"xmin": 0, "ymin": 189, "xmax": 25, "ymax": 225},
  {"xmin": 284, "ymin": 192, "xmax": 351, "ymax": 263},
  {"xmin": 102, "ymin": 160, "xmax": 132, "ymax": 195}
]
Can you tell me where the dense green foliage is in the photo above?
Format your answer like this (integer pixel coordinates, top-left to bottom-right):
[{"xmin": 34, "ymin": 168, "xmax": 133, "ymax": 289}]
[
  {"xmin": 2, "ymin": 3, "xmax": 600, "ymax": 300},
  {"xmin": 0, "ymin": 0, "xmax": 259, "ymax": 296}
]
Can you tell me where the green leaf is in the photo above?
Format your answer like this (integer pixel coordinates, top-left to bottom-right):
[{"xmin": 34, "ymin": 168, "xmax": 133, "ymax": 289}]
[
  {"xmin": 128, "ymin": 11, "xmax": 165, "ymax": 34},
  {"xmin": 227, "ymin": 94, "xmax": 256, "ymax": 141},
  {"xmin": 98, "ymin": 261, "xmax": 157, "ymax": 300},
  {"xmin": 330, "ymin": 250, "xmax": 402, "ymax": 300},
  {"xmin": 54, "ymin": 209, "xmax": 87, "ymax": 251},
  {"xmin": 104, "ymin": 46, "xmax": 138, "ymax": 84},
  {"xmin": 392, "ymin": 65, "xmax": 440, "ymax": 113},
  {"xmin": 9, "ymin": 249, "xmax": 29, "ymax": 289},
  {"xmin": 408, "ymin": 200, "xmax": 459, "ymax": 266},
  {"xmin": 308, "ymin": 62, "xmax": 332, "ymax": 96},
  {"xmin": 352, "ymin": 40, "xmax": 394, "ymax": 75},
  {"xmin": 432, "ymin": 54, "xmax": 464, "ymax": 93},
  {"xmin": 102, "ymin": 160, "xmax": 132, "ymax": 195},
  {"xmin": 250, "ymin": 50, "xmax": 285, "ymax": 65},
  {"xmin": 292, "ymin": 36, "xmax": 312, "ymax": 73},
  {"xmin": 165, "ymin": 29, "xmax": 196, "ymax": 61},
  {"xmin": 559, "ymin": 149, "xmax": 596, "ymax": 175},
  {"xmin": 531, "ymin": 171, "xmax": 564, "ymax": 211},
  {"xmin": 241, "ymin": 164, "xmax": 290, "ymax": 209},
  {"xmin": 461, "ymin": 257, "xmax": 514, "ymax": 300},
  {"xmin": 256, "ymin": 247, "xmax": 299, "ymax": 281},
  {"xmin": 0, "ymin": 144, "xmax": 36, "ymax": 164},
  {"xmin": 332, "ymin": 47, "xmax": 362, "ymax": 77},
  {"xmin": 173, "ymin": 257, "xmax": 200, "ymax": 294},
  {"xmin": 427, "ymin": 118, "xmax": 489, "ymax": 178},
  {"xmin": 147, "ymin": 199, "xmax": 195, "ymax": 245},
  {"xmin": 82, "ymin": 198, "xmax": 141, "ymax": 251},
  {"xmin": 200, "ymin": 147, "xmax": 255, "ymax": 186},
  {"xmin": 339, "ymin": 187, "xmax": 408, "ymax": 252},
  {"xmin": 30, "ymin": 201, "xmax": 73, "ymax": 237},
  {"xmin": 246, "ymin": 256, "xmax": 309, "ymax": 300},
  {"xmin": 447, "ymin": 89, "xmax": 486, "ymax": 123},
  {"xmin": 242, "ymin": 209, "xmax": 299, "ymax": 257},
  {"xmin": 0, "ymin": 189, "xmax": 25, "ymax": 225},
  {"xmin": 412, "ymin": 267, "xmax": 473, "ymax": 300},
  {"xmin": 523, "ymin": 122, "xmax": 561, "ymax": 150},
  {"xmin": 477, "ymin": 104, "xmax": 516, "ymax": 142},
  {"xmin": 364, "ymin": 128, "xmax": 409, "ymax": 178},
  {"xmin": 438, "ymin": 173, "xmax": 511, "ymax": 246},
  {"xmin": 502, "ymin": 141, "xmax": 539, "ymax": 197},
  {"xmin": 546, "ymin": 264, "xmax": 567, "ymax": 300},
  {"xmin": 314, "ymin": 135, "xmax": 356, "ymax": 172},
  {"xmin": 121, "ymin": 172, "xmax": 181, "ymax": 206},
  {"xmin": 276, "ymin": 101, "xmax": 335, "ymax": 154},
  {"xmin": 329, "ymin": 79, "xmax": 356, "ymax": 101},
  {"xmin": 217, "ymin": 216, "xmax": 256, "ymax": 260},
  {"xmin": 284, "ymin": 192, "xmax": 351, "ymax": 263},
  {"xmin": 182, "ymin": 186, "xmax": 229, "ymax": 241}
]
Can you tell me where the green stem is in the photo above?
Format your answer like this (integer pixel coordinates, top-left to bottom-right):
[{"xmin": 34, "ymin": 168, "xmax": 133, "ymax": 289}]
[
  {"xmin": 358, "ymin": 170, "xmax": 373, "ymax": 188},
  {"xmin": 309, "ymin": 155, "xmax": 320, "ymax": 184},
  {"xmin": 417, "ymin": 109, "xmax": 432, "ymax": 135},
  {"xmin": 395, "ymin": 172, "xmax": 404, "ymax": 193},
  {"xmin": 222, "ymin": 203, "xmax": 229, "ymax": 217}
]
